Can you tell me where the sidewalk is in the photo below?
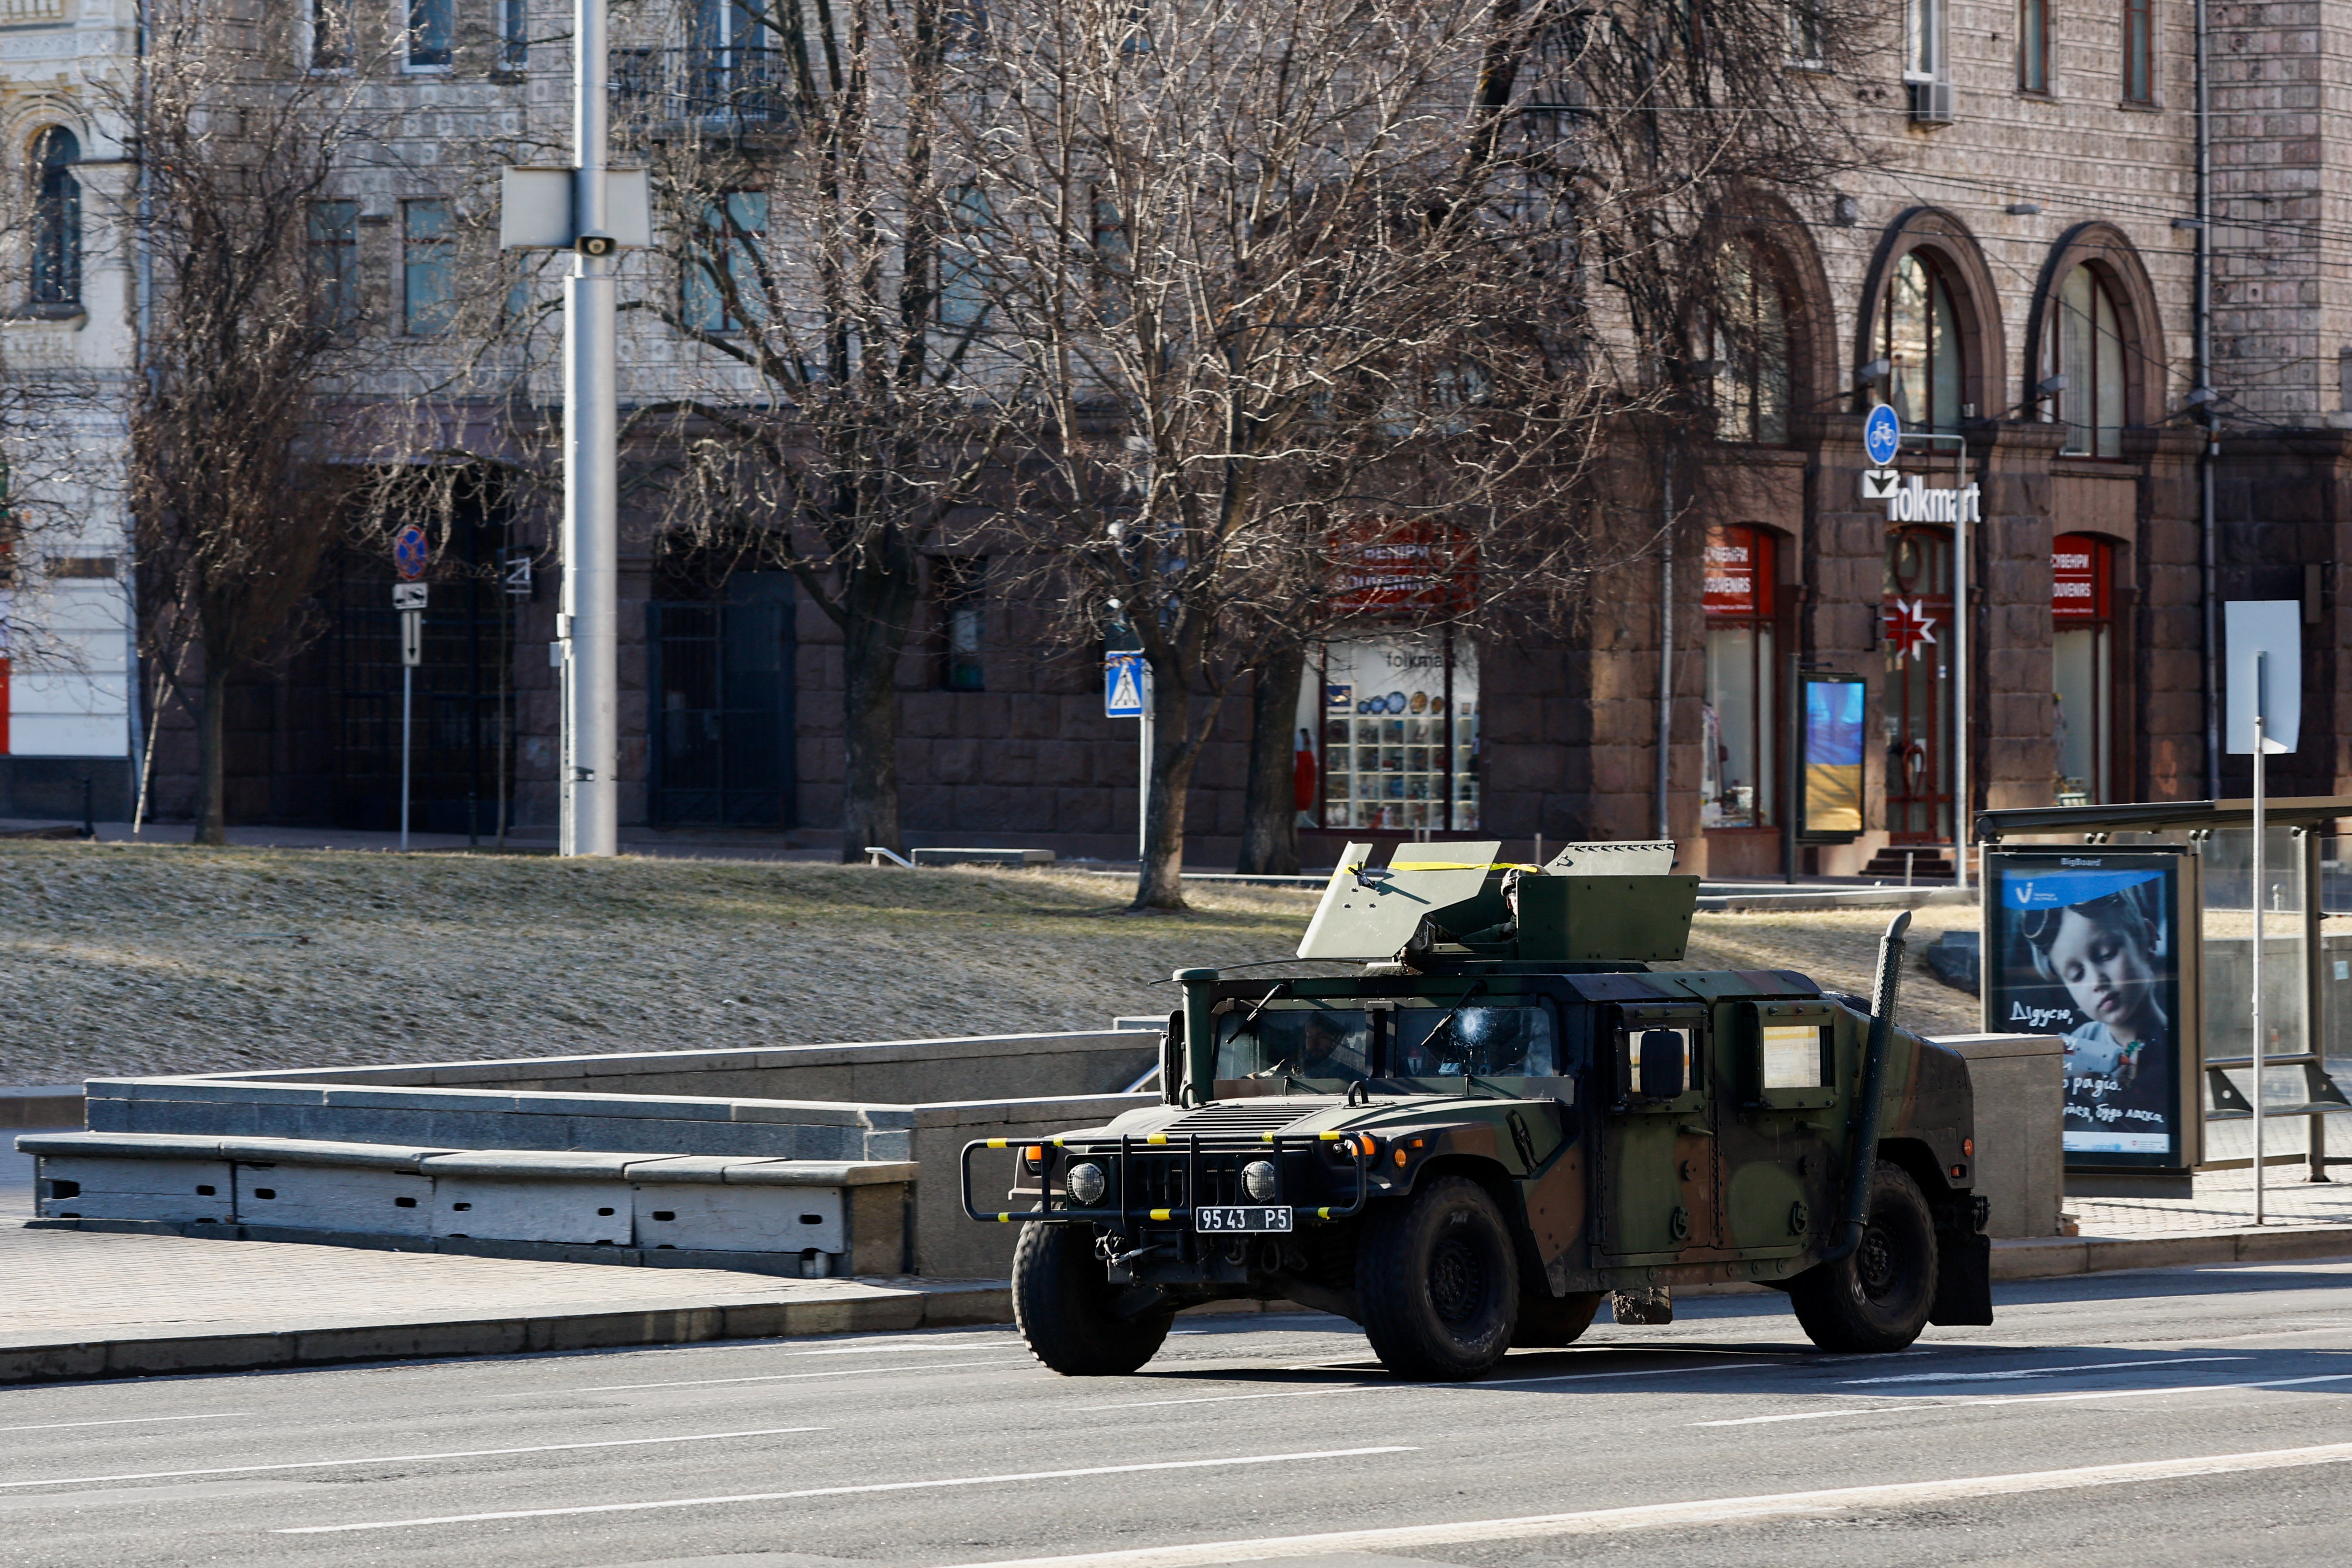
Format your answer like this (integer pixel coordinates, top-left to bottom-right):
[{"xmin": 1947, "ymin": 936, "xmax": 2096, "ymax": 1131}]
[{"xmin": 7, "ymin": 1143, "xmax": 2350, "ymax": 1385}]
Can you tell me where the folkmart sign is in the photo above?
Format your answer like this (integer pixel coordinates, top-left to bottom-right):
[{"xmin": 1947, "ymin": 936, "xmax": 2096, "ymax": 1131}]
[{"xmin": 1883, "ymin": 475, "xmax": 1982, "ymax": 524}]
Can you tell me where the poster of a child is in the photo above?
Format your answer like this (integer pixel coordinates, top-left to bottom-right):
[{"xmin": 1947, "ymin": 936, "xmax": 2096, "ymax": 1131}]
[{"xmin": 1987, "ymin": 856, "xmax": 2183, "ymax": 1162}]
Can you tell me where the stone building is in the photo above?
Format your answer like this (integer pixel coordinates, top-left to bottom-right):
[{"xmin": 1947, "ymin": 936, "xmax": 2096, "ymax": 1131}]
[{"xmin": 8, "ymin": 2, "xmax": 2345, "ymax": 861}]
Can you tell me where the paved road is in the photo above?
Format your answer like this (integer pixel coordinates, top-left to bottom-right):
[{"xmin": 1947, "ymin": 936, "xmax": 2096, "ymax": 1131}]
[{"xmin": 2, "ymin": 1262, "xmax": 2349, "ymax": 1568}]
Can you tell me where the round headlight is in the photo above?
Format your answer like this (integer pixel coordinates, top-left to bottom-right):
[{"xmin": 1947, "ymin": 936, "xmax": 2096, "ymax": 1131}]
[
  {"xmin": 1241, "ymin": 1159, "xmax": 1279, "ymax": 1202},
  {"xmin": 1066, "ymin": 1162, "xmax": 1107, "ymax": 1205}
]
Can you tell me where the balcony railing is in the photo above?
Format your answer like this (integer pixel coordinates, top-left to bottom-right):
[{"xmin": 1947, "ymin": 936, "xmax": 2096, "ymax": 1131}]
[{"xmin": 612, "ymin": 47, "xmax": 794, "ymax": 135}]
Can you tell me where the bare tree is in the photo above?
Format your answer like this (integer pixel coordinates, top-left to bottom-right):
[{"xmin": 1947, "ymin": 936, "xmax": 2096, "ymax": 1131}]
[
  {"xmin": 106, "ymin": 0, "xmax": 382, "ymax": 843},
  {"xmin": 937, "ymin": 0, "xmax": 1873, "ymax": 903},
  {"xmin": 592, "ymin": 0, "xmax": 1001, "ymax": 858}
]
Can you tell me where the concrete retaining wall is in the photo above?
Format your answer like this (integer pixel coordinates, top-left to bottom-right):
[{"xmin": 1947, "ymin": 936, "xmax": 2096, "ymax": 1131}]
[{"xmin": 210, "ymin": 1030, "xmax": 1162, "ymax": 1107}]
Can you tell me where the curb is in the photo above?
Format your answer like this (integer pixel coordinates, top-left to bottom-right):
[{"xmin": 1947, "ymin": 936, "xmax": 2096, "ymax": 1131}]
[
  {"xmin": 4, "ymin": 1226, "xmax": 2345, "ymax": 1386},
  {"xmin": 0, "ymin": 1280, "xmax": 1012, "ymax": 1386}
]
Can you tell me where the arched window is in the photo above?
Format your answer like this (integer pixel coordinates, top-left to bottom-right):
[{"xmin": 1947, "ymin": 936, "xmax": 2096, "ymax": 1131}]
[
  {"xmin": 31, "ymin": 127, "xmax": 80, "ymax": 309},
  {"xmin": 2044, "ymin": 264, "xmax": 2127, "ymax": 457},
  {"xmin": 1709, "ymin": 243, "xmax": 1792, "ymax": 445},
  {"xmin": 1874, "ymin": 250, "xmax": 1961, "ymax": 433}
]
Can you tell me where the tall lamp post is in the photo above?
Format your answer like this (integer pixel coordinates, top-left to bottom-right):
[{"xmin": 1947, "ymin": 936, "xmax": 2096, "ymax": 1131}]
[{"xmin": 559, "ymin": 0, "xmax": 619, "ymax": 857}]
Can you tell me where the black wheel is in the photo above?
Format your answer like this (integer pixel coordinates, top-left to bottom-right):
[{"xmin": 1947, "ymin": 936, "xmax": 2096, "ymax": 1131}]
[
  {"xmin": 1011, "ymin": 1224, "xmax": 1175, "ymax": 1376},
  {"xmin": 1358, "ymin": 1175, "xmax": 1520, "ymax": 1380},
  {"xmin": 1514, "ymin": 1289, "xmax": 1603, "ymax": 1348},
  {"xmin": 1789, "ymin": 1160, "xmax": 1938, "ymax": 1354}
]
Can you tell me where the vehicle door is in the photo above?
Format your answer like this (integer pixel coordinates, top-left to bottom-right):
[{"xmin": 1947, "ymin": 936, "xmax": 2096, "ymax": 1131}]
[
  {"xmin": 1719, "ymin": 1000, "xmax": 1843, "ymax": 1258},
  {"xmin": 1596, "ymin": 1001, "xmax": 1717, "ymax": 1261}
]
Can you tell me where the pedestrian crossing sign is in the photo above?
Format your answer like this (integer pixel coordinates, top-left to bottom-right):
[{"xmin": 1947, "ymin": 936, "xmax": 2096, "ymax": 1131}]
[{"xmin": 1105, "ymin": 654, "xmax": 1145, "ymax": 717}]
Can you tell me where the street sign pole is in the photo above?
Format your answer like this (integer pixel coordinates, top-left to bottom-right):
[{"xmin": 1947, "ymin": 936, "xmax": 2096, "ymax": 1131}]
[
  {"xmin": 1138, "ymin": 662, "xmax": 1154, "ymax": 870},
  {"xmin": 2224, "ymin": 600, "xmax": 2301, "ymax": 1223},
  {"xmin": 560, "ymin": 0, "xmax": 620, "ymax": 857},
  {"xmin": 393, "ymin": 581, "xmax": 427, "ymax": 853},
  {"xmin": 2252, "ymin": 650, "xmax": 2266, "ymax": 1224}
]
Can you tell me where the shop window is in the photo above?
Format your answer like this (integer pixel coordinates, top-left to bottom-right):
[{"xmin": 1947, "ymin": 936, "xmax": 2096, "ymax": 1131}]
[
  {"xmin": 1702, "ymin": 526, "xmax": 1778, "ymax": 830},
  {"xmin": 1883, "ymin": 527, "xmax": 1953, "ymax": 843},
  {"xmin": 2123, "ymin": 0, "xmax": 2155, "ymax": 104},
  {"xmin": 1873, "ymin": 251, "xmax": 1962, "ymax": 434},
  {"xmin": 1709, "ymin": 245, "xmax": 1791, "ymax": 446},
  {"xmin": 936, "ymin": 556, "xmax": 986, "ymax": 691},
  {"xmin": 2045, "ymin": 265, "xmax": 2127, "ymax": 458},
  {"xmin": 30, "ymin": 127, "xmax": 80, "ymax": 310},
  {"xmin": 1309, "ymin": 633, "xmax": 1476, "ymax": 833},
  {"xmin": 2051, "ymin": 534, "xmax": 2113, "ymax": 805}
]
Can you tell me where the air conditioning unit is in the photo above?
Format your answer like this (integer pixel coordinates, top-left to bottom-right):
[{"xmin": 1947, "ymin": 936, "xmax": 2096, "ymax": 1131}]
[{"xmin": 1910, "ymin": 78, "xmax": 1955, "ymax": 125}]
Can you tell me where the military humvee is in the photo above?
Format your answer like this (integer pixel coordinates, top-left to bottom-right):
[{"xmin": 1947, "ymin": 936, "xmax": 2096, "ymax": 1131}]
[{"xmin": 962, "ymin": 841, "xmax": 1991, "ymax": 1380}]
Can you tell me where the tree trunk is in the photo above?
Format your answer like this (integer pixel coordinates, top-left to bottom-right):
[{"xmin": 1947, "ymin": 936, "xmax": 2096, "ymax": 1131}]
[
  {"xmin": 836, "ymin": 563, "xmax": 920, "ymax": 862},
  {"xmin": 194, "ymin": 657, "xmax": 229, "ymax": 847},
  {"xmin": 1236, "ymin": 641, "xmax": 1308, "ymax": 875},
  {"xmin": 1133, "ymin": 656, "xmax": 1197, "ymax": 911}
]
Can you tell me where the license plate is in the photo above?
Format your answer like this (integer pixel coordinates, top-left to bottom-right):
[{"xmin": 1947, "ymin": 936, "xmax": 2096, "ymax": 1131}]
[{"xmin": 1194, "ymin": 1205, "xmax": 1292, "ymax": 1233}]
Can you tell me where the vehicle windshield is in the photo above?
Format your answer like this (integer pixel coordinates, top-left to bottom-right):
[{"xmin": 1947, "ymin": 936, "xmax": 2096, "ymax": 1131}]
[
  {"xmin": 1214, "ymin": 1002, "xmax": 1558, "ymax": 1083},
  {"xmin": 1217, "ymin": 1006, "xmax": 1374, "ymax": 1083}
]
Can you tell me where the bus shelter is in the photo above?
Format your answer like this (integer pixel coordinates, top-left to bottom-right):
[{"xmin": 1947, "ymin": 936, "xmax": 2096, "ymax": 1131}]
[{"xmin": 1975, "ymin": 796, "xmax": 2352, "ymax": 1194}]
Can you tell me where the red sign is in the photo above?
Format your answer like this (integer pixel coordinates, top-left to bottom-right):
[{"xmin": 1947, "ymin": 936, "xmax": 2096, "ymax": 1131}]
[
  {"xmin": 1884, "ymin": 597, "xmax": 1938, "ymax": 664},
  {"xmin": 1330, "ymin": 520, "xmax": 1475, "ymax": 615},
  {"xmin": 2052, "ymin": 533, "xmax": 2107, "ymax": 620},
  {"xmin": 1703, "ymin": 526, "xmax": 1775, "ymax": 617}
]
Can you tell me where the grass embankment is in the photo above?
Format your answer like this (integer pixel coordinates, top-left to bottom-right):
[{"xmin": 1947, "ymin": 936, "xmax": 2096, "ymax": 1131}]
[{"xmin": 0, "ymin": 843, "xmax": 1984, "ymax": 1083}]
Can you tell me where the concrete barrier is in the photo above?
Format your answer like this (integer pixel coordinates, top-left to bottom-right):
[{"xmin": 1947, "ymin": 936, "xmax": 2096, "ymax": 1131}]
[
  {"xmin": 20, "ymin": 1131, "xmax": 915, "ymax": 1277},
  {"xmin": 1933, "ymin": 1033, "xmax": 2064, "ymax": 1238}
]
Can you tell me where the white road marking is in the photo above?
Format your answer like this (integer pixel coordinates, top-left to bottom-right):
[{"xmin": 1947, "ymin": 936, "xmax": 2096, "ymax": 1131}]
[
  {"xmin": 921, "ymin": 1440, "xmax": 2352, "ymax": 1568},
  {"xmin": 1840, "ymin": 1356, "xmax": 2251, "ymax": 1385},
  {"xmin": 0, "ymin": 1481, "xmax": 322, "ymax": 1512},
  {"xmin": 273, "ymin": 1445, "xmax": 1419, "ymax": 1534},
  {"xmin": 0, "ymin": 1412, "xmax": 253, "ymax": 1434},
  {"xmin": 789, "ymin": 1339, "xmax": 1022, "ymax": 1357},
  {"xmin": 0, "ymin": 1425, "xmax": 824, "ymax": 1490},
  {"xmin": 1481, "ymin": 1361, "xmax": 1784, "ymax": 1389},
  {"xmin": 572, "ymin": 1359, "xmax": 1032, "ymax": 1393},
  {"xmin": 1086, "ymin": 1358, "xmax": 1789, "ymax": 1411},
  {"xmin": 1079, "ymin": 1389, "xmax": 1368, "ymax": 1412},
  {"xmin": 1692, "ymin": 1371, "xmax": 2352, "ymax": 1426}
]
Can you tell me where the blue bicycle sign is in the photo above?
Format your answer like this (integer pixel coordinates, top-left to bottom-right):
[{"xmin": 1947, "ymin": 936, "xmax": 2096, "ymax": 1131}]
[{"xmin": 1863, "ymin": 403, "xmax": 1902, "ymax": 467}]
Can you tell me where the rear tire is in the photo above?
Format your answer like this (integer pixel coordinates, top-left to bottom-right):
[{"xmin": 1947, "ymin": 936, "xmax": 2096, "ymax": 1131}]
[
  {"xmin": 1789, "ymin": 1160, "xmax": 1938, "ymax": 1354},
  {"xmin": 1514, "ymin": 1289, "xmax": 1603, "ymax": 1348},
  {"xmin": 1012, "ymin": 1224, "xmax": 1174, "ymax": 1376},
  {"xmin": 1358, "ymin": 1176, "xmax": 1520, "ymax": 1380}
]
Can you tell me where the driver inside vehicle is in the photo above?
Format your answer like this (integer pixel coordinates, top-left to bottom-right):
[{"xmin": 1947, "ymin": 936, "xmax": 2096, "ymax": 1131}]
[{"xmin": 1220, "ymin": 1006, "xmax": 1372, "ymax": 1082}]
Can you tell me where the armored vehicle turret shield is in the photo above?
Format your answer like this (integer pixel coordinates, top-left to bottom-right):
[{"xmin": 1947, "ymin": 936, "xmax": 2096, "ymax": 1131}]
[{"xmin": 965, "ymin": 843, "xmax": 1990, "ymax": 1379}]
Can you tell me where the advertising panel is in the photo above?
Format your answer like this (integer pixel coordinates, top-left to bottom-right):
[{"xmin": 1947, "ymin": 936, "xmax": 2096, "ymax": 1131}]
[
  {"xmin": 1983, "ymin": 849, "xmax": 2198, "ymax": 1171},
  {"xmin": 1798, "ymin": 673, "xmax": 1864, "ymax": 840}
]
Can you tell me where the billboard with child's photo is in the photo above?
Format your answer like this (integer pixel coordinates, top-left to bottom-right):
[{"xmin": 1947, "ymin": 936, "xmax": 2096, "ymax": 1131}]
[{"xmin": 1983, "ymin": 849, "xmax": 2197, "ymax": 1171}]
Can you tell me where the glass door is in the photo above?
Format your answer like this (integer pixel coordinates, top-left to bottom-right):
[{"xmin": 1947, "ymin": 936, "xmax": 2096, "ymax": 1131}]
[{"xmin": 1882, "ymin": 526, "xmax": 1952, "ymax": 844}]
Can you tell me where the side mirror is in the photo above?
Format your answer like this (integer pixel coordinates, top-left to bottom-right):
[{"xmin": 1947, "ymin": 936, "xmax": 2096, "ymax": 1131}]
[{"xmin": 1638, "ymin": 1029, "xmax": 1686, "ymax": 1099}]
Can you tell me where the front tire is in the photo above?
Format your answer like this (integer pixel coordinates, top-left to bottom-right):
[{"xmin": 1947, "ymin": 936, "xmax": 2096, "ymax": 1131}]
[
  {"xmin": 1789, "ymin": 1160, "xmax": 1938, "ymax": 1354},
  {"xmin": 1012, "ymin": 1224, "xmax": 1174, "ymax": 1376},
  {"xmin": 1358, "ymin": 1176, "xmax": 1520, "ymax": 1380}
]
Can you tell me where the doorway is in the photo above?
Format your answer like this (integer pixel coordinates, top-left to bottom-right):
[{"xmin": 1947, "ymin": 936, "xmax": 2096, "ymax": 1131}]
[
  {"xmin": 648, "ymin": 571, "xmax": 796, "ymax": 828},
  {"xmin": 1882, "ymin": 526, "xmax": 1952, "ymax": 844}
]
